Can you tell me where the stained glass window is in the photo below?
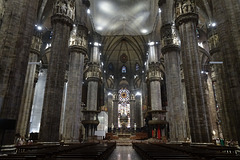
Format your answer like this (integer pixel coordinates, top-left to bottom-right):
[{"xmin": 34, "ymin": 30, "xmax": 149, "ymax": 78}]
[
  {"xmin": 121, "ymin": 65, "xmax": 127, "ymax": 73},
  {"xmin": 118, "ymin": 88, "xmax": 130, "ymax": 128}
]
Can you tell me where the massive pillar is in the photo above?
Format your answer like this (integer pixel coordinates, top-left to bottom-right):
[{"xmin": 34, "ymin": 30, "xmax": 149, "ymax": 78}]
[
  {"xmin": 208, "ymin": 27, "xmax": 234, "ymax": 140},
  {"xmin": 175, "ymin": 0, "xmax": 211, "ymax": 143},
  {"xmin": 16, "ymin": 33, "xmax": 42, "ymax": 138},
  {"xmin": 0, "ymin": 0, "xmax": 39, "ymax": 144},
  {"xmin": 62, "ymin": 24, "xmax": 88, "ymax": 142},
  {"xmin": 107, "ymin": 93, "xmax": 113, "ymax": 131},
  {"xmin": 147, "ymin": 43, "xmax": 167, "ymax": 138},
  {"xmin": 212, "ymin": 0, "xmax": 240, "ymax": 143},
  {"xmin": 82, "ymin": 38, "xmax": 101, "ymax": 138},
  {"xmin": 135, "ymin": 94, "xmax": 142, "ymax": 129},
  {"xmin": 161, "ymin": 23, "xmax": 187, "ymax": 142},
  {"xmin": 39, "ymin": 0, "xmax": 74, "ymax": 142},
  {"xmin": 130, "ymin": 94, "xmax": 136, "ymax": 129},
  {"xmin": 112, "ymin": 94, "xmax": 118, "ymax": 128}
]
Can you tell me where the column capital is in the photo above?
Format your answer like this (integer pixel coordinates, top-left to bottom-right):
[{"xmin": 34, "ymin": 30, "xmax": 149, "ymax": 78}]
[
  {"xmin": 86, "ymin": 63, "xmax": 101, "ymax": 81},
  {"xmin": 53, "ymin": 0, "xmax": 75, "ymax": 20},
  {"xmin": 175, "ymin": 0, "xmax": 198, "ymax": 26},
  {"xmin": 208, "ymin": 29, "xmax": 220, "ymax": 55},
  {"xmin": 161, "ymin": 23, "xmax": 181, "ymax": 53},
  {"xmin": 147, "ymin": 62, "xmax": 162, "ymax": 82},
  {"xmin": 30, "ymin": 34, "xmax": 42, "ymax": 54},
  {"xmin": 69, "ymin": 25, "xmax": 88, "ymax": 51}
]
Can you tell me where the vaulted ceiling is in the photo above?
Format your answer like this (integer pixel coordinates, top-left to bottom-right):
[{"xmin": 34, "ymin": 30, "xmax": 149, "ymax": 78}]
[
  {"xmin": 35, "ymin": 0, "xmax": 214, "ymax": 72},
  {"xmin": 89, "ymin": 0, "xmax": 159, "ymax": 35}
]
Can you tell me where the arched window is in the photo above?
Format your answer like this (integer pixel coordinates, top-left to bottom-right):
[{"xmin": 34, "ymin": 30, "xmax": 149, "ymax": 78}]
[
  {"xmin": 118, "ymin": 88, "xmax": 130, "ymax": 128},
  {"xmin": 135, "ymin": 63, "xmax": 140, "ymax": 71},
  {"xmin": 121, "ymin": 65, "xmax": 127, "ymax": 73}
]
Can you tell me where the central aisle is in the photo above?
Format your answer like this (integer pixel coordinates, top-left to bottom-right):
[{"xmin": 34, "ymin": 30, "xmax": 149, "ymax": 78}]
[{"xmin": 107, "ymin": 146, "xmax": 142, "ymax": 160}]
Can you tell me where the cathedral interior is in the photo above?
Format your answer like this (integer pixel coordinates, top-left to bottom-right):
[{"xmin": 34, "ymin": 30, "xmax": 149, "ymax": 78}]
[{"xmin": 0, "ymin": 0, "xmax": 240, "ymax": 159}]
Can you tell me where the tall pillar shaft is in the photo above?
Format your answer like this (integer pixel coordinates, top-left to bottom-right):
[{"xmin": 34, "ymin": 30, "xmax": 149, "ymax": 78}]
[
  {"xmin": 135, "ymin": 95, "xmax": 142, "ymax": 128},
  {"xmin": 130, "ymin": 95, "xmax": 136, "ymax": 128},
  {"xmin": 107, "ymin": 95, "xmax": 113, "ymax": 129},
  {"xmin": 148, "ymin": 62, "xmax": 163, "ymax": 119},
  {"xmin": 161, "ymin": 23, "xmax": 187, "ymax": 142},
  {"xmin": 16, "ymin": 35, "xmax": 41, "ymax": 137},
  {"xmin": 208, "ymin": 29, "xmax": 235, "ymax": 140},
  {"xmin": 83, "ymin": 62, "xmax": 101, "ymax": 138},
  {"xmin": 113, "ymin": 99, "xmax": 118, "ymax": 128},
  {"xmin": 0, "ymin": 0, "xmax": 39, "ymax": 144},
  {"xmin": 39, "ymin": 0, "xmax": 74, "ymax": 142},
  {"xmin": 62, "ymin": 25, "xmax": 87, "ymax": 142},
  {"xmin": 212, "ymin": 0, "xmax": 240, "ymax": 142},
  {"xmin": 204, "ymin": 75, "xmax": 219, "ymax": 139},
  {"xmin": 175, "ymin": 0, "xmax": 211, "ymax": 143}
]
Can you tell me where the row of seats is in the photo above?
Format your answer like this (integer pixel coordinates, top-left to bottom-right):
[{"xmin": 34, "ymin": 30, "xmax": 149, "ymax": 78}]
[
  {"xmin": 1, "ymin": 142, "xmax": 116, "ymax": 160},
  {"xmin": 152, "ymin": 143, "xmax": 240, "ymax": 160},
  {"xmin": 133, "ymin": 143, "xmax": 197, "ymax": 160},
  {"xmin": 55, "ymin": 143, "xmax": 116, "ymax": 160}
]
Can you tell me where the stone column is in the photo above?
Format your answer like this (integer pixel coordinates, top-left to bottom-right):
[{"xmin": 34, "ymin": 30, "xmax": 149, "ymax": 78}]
[
  {"xmin": 39, "ymin": 0, "xmax": 74, "ymax": 142},
  {"xmin": 0, "ymin": 0, "xmax": 39, "ymax": 144},
  {"xmin": 113, "ymin": 94, "xmax": 118, "ymax": 128},
  {"xmin": 130, "ymin": 94, "xmax": 136, "ymax": 129},
  {"xmin": 82, "ymin": 40, "xmax": 101, "ymax": 138},
  {"xmin": 212, "ymin": 0, "xmax": 240, "ymax": 143},
  {"xmin": 175, "ymin": 0, "xmax": 211, "ymax": 143},
  {"xmin": 180, "ymin": 64, "xmax": 191, "ymax": 140},
  {"xmin": 204, "ymin": 74, "xmax": 219, "ymax": 140},
  {"xmin": 29, "ymin": 68, "xmax": 47, "ymax": 133},
  {"xmin": 161, "ymin": 23, "xmax": 187, "ymax": 142},
  {"xmin": 135, "ymin": 95, "xmax": 142, "ymax": 129},
  {"xmin": 208, "ymin": 28, "xmax": 233, "ymax": 140},
  {"xmin": 147, "ymin": 61, "xmax": 167, "ymax": 136},
  {"xmin": 107, "ymin": 93, "xmax": 113, "ymax": 131},
  {"xmin": 59, "ymin": 72, "xmax": 68, "ymax": 138},
  {"xmin": 62, "ymin": 24, "xmax": 88, "ymax": 142},
  {"xmin": 16, "ymin": 33, "xmax": 42, "ymax": 138}
]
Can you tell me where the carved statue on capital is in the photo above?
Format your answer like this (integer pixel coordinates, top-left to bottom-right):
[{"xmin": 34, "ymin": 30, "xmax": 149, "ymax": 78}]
[
  {"xmin": 54, "ymin": 0, "xmax": 75, "ymax": 20},
  {"xmin": 208, "ymin": 34, "xmax": 219, "ymax": 51},
  {"xmin": 161, "ymin": 24, "xmax": 181, "ymax": 50},
  {"xmin": 175, "ymin": 0, "xmax": 182, "ymax": 17},
  {"xmin": 69, "ymin": 27, "xmax": 87, "ymax": 48},
  {"xmin": 175, "ymin": 0, "xmax": 196, "ymax": 17},
  {"xmin": 183, "ymin": 0, "xmax": 196, "ymax": 13}
]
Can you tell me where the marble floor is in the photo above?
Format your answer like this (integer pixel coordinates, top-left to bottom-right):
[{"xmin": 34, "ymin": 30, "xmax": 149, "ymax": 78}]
[{"xmin": 107, "ymin": 146, "xmax": 142, "ymax": 160}]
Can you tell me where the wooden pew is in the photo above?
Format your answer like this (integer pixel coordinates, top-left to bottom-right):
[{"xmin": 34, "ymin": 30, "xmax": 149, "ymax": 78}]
[
  {"xmin": 55, "ymin": 142, "xmax": 116, "ymax": 160},
  {"xmin": 133, "ymin": 143, "xmax": 197, "ymax": 160}
]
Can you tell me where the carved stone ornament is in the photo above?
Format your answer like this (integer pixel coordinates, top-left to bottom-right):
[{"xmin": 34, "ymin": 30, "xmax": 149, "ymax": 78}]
[
  {"xmin": 208, "ymin": 34, "xmax": 219, "ymax": 51},
  {"xmin": 86, "ymin": 63, "xmax": 101, "ymax": 81},
  {"xmin": 69, "ymin": 25, "xmax": 88, "ymax": 50},
  {"xmin": 147, "ymin": 62, "xmax": 162, "ymax": 82},
  {"xmin": 161, "ymin": 24, "xmax": 181, "ymax": 52},
  {"xmin": 54, "ymin": 0, "xmax": 75, "ymax": 20},
  {"xmin": 176, "ymin": 0, "xmax": 196, "ymax": 18}
]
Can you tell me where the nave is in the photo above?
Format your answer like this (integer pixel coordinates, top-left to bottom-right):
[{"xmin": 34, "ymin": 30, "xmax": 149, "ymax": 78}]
[{"xmin": 0, "ymin": 0, "xmax": 240, "ymax": 155}]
